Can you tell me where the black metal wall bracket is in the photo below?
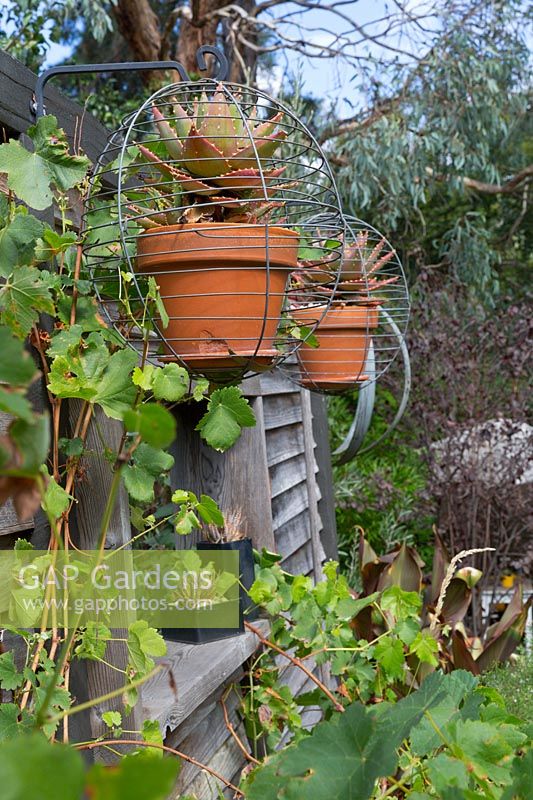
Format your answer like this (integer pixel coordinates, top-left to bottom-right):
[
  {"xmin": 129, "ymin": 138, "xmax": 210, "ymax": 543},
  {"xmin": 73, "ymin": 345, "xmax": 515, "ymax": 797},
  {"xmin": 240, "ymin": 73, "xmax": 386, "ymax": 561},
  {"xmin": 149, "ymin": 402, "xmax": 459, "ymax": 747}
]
[{"xmin": 31, "ymin": 45, "xmax": 229, "ymax": 118}]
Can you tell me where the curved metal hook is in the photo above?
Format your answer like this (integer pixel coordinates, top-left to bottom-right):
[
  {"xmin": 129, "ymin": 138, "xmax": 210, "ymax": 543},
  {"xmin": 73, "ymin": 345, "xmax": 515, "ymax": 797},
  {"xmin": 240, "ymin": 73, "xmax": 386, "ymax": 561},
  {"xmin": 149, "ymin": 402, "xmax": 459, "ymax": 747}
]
[
  {"xmin": 196, "ymin": 45, "xmax": 230, "ymax": 81},
  {"xmin": 32, "ymin": 60, "xmax": 191, "ymax": 118},
  {"xmin": 332, "ymin": 344, "xmax": 376, "ymax": 466},
  {"xmin": 332, "ymin": 308, "xmax": 411, "ymax": 465}
]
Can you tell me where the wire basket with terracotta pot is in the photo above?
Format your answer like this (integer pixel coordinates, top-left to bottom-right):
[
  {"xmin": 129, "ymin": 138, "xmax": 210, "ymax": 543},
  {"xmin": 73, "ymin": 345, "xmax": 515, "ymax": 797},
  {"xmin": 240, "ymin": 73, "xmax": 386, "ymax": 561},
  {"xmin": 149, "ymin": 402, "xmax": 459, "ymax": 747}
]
[
  {"xmin": 281, "ymin": 216, "xmax": 410, "ymax": 394},
  {"xmin": 83, "ymin": 81, "xmax": 345, "ymax": 383}
]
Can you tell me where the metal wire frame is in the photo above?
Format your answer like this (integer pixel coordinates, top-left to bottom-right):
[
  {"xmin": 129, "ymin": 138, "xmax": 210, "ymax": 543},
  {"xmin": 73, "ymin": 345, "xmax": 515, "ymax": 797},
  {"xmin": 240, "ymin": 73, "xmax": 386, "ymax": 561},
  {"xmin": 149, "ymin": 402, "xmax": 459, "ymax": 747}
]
[
  {"xmin": 83, "ymin": 79, "xmax": 346, "ymax": 383},
  {"xmin": 279, "ymin": 215, "xmax": 410, "ymax": 395},
  {"xmin": 332, "ymin": 309, "xmax": 412, "ymax": 464}
]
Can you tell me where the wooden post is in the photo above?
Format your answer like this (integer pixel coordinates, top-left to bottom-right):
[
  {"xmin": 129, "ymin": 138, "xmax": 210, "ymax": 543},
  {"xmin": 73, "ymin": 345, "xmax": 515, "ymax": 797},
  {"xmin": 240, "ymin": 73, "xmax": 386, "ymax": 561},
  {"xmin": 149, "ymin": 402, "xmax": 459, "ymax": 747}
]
[
  {"xmin": 300, "ymin": 389, "xmax": 324, "ymax": 581},
  {"xmin": 170, "ymin": 394, "xmax": 275, "ymax": 552},
  {"xmin": 69, "ymin": 402, "xmax": 141, "ymax": 757},
  {"xmin": 310, "ymin": 394, "xmax": 338, "ymax": 561}
]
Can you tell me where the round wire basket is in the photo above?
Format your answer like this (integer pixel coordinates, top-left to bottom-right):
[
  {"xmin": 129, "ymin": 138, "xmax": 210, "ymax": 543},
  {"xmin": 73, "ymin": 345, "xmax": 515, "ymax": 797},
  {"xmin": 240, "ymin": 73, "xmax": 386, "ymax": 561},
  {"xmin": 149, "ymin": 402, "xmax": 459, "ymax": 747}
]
[
  {"xmin": 83, "ymin": 80, "xmax": 345, "ymax": 383},
  {"xmin": 280, "ymin": 215, "xmax": 410, "ymax": 394}
]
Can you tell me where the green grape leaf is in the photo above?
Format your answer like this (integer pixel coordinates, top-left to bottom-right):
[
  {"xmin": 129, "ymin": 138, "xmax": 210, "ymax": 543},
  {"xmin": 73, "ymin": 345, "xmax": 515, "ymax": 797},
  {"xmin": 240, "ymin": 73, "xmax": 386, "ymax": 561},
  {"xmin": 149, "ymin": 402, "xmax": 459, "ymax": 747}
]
[
  {"xmin": 48, "ymin": 324, "xmax": 84, "ymax": 357},
  {"xmin": 141, "ymin": 719, "xmax": 164, "ymax": 757},
  {"xmin": 0, "ymin": 733, "xmax": 84, "ymax": 799},
  {"xmin": 0, "ymin": 651, "xmax": 24, "ymax": 691},
  {"xmin": 127, "ymin": 620, "xmax": 166, "ymax": 676},
  {"xmin": 410, "ymin": 670, "xmax": 478, "ymax": 756},
  {"xmin": 92, "ymin": 348, "xmax": 138, "ymax": 419},
  {"xmin": 0, "ymin": 266, "xmax": 55, "ymax": 338},
  {"xmin": 196, "ymin": 494, "xmax": 224, "ymax": 526},
  {"xmin": 75, "ymin": 622, "xmax": 111, "ymax": 661},
  {"xmin": 132, "ymin": 365, "xmax": 155, "ymax": 391},
  {"xmin": 0, "ymin": 388, "xmax": 34, "ymax": 422},
  {"xmin": 192, "ymin": 378, "xmax": 209, "ymax": 401},
  {"xmin": 0, "ymin": 116, "xmax": 90, "ymax": 210},
  {"xmin": 10, "ymin": 414, "xmax": 50, "ymax": 473},
  {"xmin": 0, "ymin": 326, "xmax": 37, "ymax": 385},
  {"xmin": 102, "ymin": 711, "xmax": 122, "ymax": 729},
  {"xmin": 409, "ymin": 631, "xmax": 439, "ymax": 666},
  {"xmin": 34, "ymin": 229, "xmax": 78, "ymax": 261},
  {"xmin": 152, "ymin": 363, "xmax": 189, "ymax": 402},
  {"xmin": 244, "ymin": 672, "xmax": 450, "ymax": 800},
  {"xmin": 374, "ymin": 636, "xmax": 405, "ymax": 680},
  {"xmin": 48, "ymin": 344, "xmax": 137, "ymax": 419},
  {"xmin": 123, "ymin": 403, "xmax": 176, "ymax": 448},
  {"xmin": 502, "ymin": 749, "xmax": 533, "ymax": 800},
  {"xmin": 336, "ymin": 593, "xmax": 379, "ymax": 621},
  {"xmin": 380, "ymin": 585, "xmax": 422, "ymax": 620},
  {"xmin": 86, "ymin": 753, "xmax": 178, "ymax": 800},
  {"xmin": 42, "ymin": 477, "xmax": 72, "ymax": 519},
  {"xmin": 123, "ymin": 443, "xmax": 174, "ymax": 503},
  {"xmin": 427, "ymin": 753, "xmax": 469, "ymax": 796},
  {"xmin": 0, "ymin": 212, "xmax": 44, "ymax": 276},
  {"xmin": 395, "ymin": 618, "xmax": 420, "ymax": 646},
  {"xmin": 195, "ymin": 386, "xmax": 256, "ymax": 452}
]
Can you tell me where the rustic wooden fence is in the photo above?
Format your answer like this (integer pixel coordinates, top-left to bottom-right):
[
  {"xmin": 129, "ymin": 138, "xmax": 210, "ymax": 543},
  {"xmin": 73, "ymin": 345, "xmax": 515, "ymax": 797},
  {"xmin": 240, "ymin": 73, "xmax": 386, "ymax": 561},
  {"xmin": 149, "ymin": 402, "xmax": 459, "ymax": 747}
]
[{"xmin": 0, "ymin": 49, "xmax": 338, "ymax": 797}]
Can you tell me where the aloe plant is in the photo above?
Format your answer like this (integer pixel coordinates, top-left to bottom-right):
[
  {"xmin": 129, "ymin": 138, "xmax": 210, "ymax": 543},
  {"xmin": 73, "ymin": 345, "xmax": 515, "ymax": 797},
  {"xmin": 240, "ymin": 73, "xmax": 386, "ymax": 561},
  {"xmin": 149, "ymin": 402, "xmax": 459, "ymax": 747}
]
[
  {"xmin": 294, "ymin": 230, "xmax": 399, "ymax": 306},
  {"xmin": 129, "ymin": 87, "xmax": 290, "ymax": 227}
]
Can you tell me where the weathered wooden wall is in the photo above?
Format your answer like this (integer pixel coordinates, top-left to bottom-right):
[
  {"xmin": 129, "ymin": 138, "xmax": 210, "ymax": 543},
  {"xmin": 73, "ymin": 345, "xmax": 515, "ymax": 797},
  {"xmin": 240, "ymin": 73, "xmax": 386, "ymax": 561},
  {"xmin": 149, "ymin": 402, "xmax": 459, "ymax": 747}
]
[{"xmin": 0, "ymin": 50, "xmax": 337, "ymax": 796}]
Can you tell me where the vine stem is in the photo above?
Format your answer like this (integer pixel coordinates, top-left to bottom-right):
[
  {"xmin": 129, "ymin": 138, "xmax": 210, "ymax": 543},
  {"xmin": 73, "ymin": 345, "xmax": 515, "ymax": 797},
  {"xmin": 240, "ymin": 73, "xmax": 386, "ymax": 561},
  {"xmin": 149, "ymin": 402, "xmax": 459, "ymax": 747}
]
[
  {"xmin": 221, "ymin": 689, "xmax": 260, "ymax": 765},
  {"xmin": 76, "ymin": 739, "xmax": 244, "ymax": 795},
  {"xmin": 244, "ymin": 621, "xmax": 344, "ymax": 712},
  {"xmin": 69, "ymin": 243, "xmax": 83, "ymax": 326},
  {"xmin": 47, "ymin": 667, "xmax": 162, "ymax": 725}
]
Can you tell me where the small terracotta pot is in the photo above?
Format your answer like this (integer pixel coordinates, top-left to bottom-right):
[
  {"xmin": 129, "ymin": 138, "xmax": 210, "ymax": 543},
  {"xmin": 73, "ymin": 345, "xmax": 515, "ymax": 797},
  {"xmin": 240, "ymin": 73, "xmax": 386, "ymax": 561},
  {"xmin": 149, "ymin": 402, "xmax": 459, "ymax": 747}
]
[
  {"xmin": 136, "ymin": 223, "xmax": 299, "ymax": 370},
  {"xmin": 293, "ymin": 303, "xmax": 379, "ymax": 390}
]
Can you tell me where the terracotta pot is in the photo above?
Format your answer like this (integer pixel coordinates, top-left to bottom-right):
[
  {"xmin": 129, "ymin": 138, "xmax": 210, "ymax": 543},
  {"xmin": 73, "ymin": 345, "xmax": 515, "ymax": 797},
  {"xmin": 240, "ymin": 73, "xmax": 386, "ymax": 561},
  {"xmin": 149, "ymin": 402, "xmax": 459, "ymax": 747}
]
[
  {"xmin": 136, "ymin": 223, "xmax": 299, "ymax": 370},
  {"xmin": 293, "ymin": 303, "xmax": 379, "ymax": 390}
]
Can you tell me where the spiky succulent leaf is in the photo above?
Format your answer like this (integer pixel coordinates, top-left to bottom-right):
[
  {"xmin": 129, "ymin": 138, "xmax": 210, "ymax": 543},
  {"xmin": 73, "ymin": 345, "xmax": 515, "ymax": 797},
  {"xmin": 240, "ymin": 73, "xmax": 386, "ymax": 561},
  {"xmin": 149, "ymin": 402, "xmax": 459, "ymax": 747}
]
[
  {"xmin": 167, "ymin": 97, "xmax": 192, "ymax": 138},
  {"xmin": 198, "ymin": 91, "xmax": 242, "ymax": 157},
  {"xmin": 151, "ymin": 106, "xmax": 183, "ymax": 161},
  {"xmin": 180, "ymin": 125, "xmax": 230, "ymax": 178},
  {"xmin": 213, "ymin": 167, "xmax": 285, "ymax": 193},
  {"xmin": 227, "ymin": 130, "xmax": 287, "ymax": 171}
]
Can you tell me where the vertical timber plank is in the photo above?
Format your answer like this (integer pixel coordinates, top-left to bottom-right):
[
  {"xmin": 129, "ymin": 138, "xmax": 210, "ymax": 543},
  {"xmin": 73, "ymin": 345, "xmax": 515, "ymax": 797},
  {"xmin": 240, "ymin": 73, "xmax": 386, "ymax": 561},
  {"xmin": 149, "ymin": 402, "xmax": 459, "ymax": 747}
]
[
  {"xmin": 310, "ymin": 393, "xmax": 338, "ymax": 561},
  {"xmin": 170, "ymin": 397, "xmax": 275, "ymax": 551},
  {"xmin": 69, "ymin": 401, "xmax": 141, "ymax": 756},
  {"xmin": 300, "ymin": 390, "xmax": 324, "ymax": 581}
]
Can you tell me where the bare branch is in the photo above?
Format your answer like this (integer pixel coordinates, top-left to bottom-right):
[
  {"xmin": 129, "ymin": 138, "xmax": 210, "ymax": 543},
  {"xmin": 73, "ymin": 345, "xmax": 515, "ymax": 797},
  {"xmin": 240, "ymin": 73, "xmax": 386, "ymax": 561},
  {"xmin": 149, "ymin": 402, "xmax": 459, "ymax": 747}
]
[{"xmin": 463, "ymin": 165, "xmax": 533, "ymax": 195}]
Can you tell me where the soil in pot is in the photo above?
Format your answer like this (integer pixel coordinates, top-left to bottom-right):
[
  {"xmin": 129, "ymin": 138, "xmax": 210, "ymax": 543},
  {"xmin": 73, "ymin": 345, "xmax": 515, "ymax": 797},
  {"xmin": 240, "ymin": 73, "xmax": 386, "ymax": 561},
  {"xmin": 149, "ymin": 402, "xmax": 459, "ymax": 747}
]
[
  {"xmin": 293, "ymin": 303, "xmax": 379, "ymax": 391},
  {"xmin": 136, "ymin": 223, "xmax": 299, "ymax": 371},
  {"xmin": 162, "ymin": 538, "xmax": 257, "ymax": 644}
]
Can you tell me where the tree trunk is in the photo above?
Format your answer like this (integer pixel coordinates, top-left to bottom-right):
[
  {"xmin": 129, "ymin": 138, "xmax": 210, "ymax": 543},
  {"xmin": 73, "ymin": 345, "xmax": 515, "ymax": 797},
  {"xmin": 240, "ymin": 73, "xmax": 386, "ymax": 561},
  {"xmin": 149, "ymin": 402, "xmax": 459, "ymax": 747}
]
[
  {"xmin": 175, "ymin": 0, "xmax": 228, "ymax": 77},
  {"xmin": 113, "ymin": 0, "xmax": 161, "ymax": 62}
]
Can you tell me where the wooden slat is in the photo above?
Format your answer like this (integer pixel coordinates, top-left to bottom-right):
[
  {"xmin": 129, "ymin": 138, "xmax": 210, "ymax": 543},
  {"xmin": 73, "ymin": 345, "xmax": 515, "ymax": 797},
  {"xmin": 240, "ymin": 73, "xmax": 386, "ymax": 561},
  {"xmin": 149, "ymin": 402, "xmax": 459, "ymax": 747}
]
[
  {"xmin": 0, "ymin": 49, "xmax": 109, "ymax": 160},
  {"xmin": 270, "ymin": 454, "xmax": 307, "ymax": 499},
  {"xmin": 274, "ymin": 510, "xmax": 312, "ymax": 559},
  {"xmin": 184, "ymin": 726, "xmax": 248, "ymax": 800},
  {"xmin": 258, "ymin": 369, "xmax": 300, "ymax": 396},
  {"xmin": 271, "ymin": 481, "xmax": 309, "ymax": 530},
  {"xmin": 173, "ymin": 690, "xmax": 247, "ymax": 796},
  {"xmin": 311, "ymin": 393, "xmax": 338, "ymax": 560},
  {"xmin": 300, "ymin": 389, "xmax": 324, "ymax": 581},
  {"xmin": 139, "ymin": 619, "xmax": 269, "ymax": 733},
  {"xmin": 262, "ymin": 393, "xmax": 303, "ymax": 430},
  {"xmin": 281, "ymin": 540, "xmax": 315, "ymax": 576},
  {"xmin": 265, "ymin": 423, "xmax": 304, "ymax": 467}
]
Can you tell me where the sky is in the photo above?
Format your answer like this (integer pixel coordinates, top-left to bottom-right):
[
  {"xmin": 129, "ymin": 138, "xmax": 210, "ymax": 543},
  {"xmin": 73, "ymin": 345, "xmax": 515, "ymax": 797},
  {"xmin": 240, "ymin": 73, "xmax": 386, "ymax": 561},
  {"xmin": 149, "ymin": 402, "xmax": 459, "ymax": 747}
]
[{"xmin": 41, "ymin": 0, "xmax": 439, "ymax": 118}]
